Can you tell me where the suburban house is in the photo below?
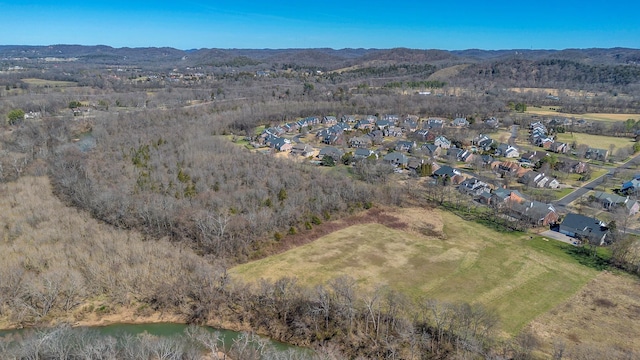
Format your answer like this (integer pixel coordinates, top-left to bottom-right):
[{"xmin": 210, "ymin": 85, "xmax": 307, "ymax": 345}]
[
  {"xmin": 520, "ymin": 151, "xmax": 548, "ymax": 166},
  {"xmin": 539, "ymin": 138, "xmax": 554, "ymax": 149},
  {"xmin": 348, "ymin": 136, "xmax": 373, "ymax": 148},
  {"xmin": 529, "ymin": 121, "xmax": 553, "ymax": 148},
  {"xmin": 407, "ymin": 157, "xmax": 425, "ymax": 173},
  {"xmin": 354, "ymin": 148, "xmax": 376, "ymax": 159},
  {"xmin": 363, "ymin": 115, "xmax": 378, "ymax": 123},
  {"xmin": 376, "ymin": 119, "xmax": 395, "ymax": 130},
  {"xmin": 322, "ymin": 115, "xmax": 338, "ymax": 125},
  {"xmin": 550, "ymin": 142, "xmax": 569, "ymax": 153},
  {"xmin": 473, "ymin": 134, "xmax": 495, "ymax": 151},
  {"xmin": 383, "ymin": 152, "xmax": 409, "ymax": 167},
  {"xmin": 495, "ymin": 144, "xmax": 519, "ymax": 158},
  {"xmin": 282, "ymin": 122, "xmax": 299, "ymax": 133},
  {"xmin": 416, "ymin": 129, "xmax": 436, "ymax": 141},
  {"xmin": 456, "ymin": 149, "xmax": 475, "ymax": 163},
  {"xmin": 491, "ymin": 188, "xmax": 527, "ymax": 206},
  {"xmin": 458, "ymin": 178, "xmax": 491, "ymax": 196},
  {"xmin": 518, "ymin": 171, "xmax": 559, "ymax": 189},
  {"xmin": 425, "ymin": 118, "xmax": 445, "ymax": 129},
  {"xmin": 317, "ymin": 146, "xmax": 344, "ymax": 161},
  {"xmin": 511, "ymin": 200, "xmax": 559, "ymax": 226},
  {"xmin": 480, "ymin": 155, "xmax": 495, "ymax": 166},
  {"xmin": 433, "ymin": 165, "xmax": 462, "ymax": 181},
  {"xmin": 483, "ymin": 117, "xmax": 499, "ymax": 128},
  {"xmin": 291, "ymin": 143, "xmax": 314, "ymax": 157},
  {"xmin": 341, "ymin": 115, "xmax": 357, "ymax": 123},
  {"xmin": 621, "ymin": 175, "xmax": 640, "ymax": 195},
  {"xmin": 451, "ymin": 117, "xmax": 469, "ymax": 127},
  {"xmin": 355, "ymin": 120, "xmax": 374, "ymax": 130},
  {"xmin": 585, "ymin": 148, "xmax": 609, "ymax": 161},
  {"xmin": 401, "ymin": 117, "xmax": 419, "ymax": 132},
  {"xmin": 269, "ymin": 137, "xmax": 293, "ymax": 152},
  {"xmin": 493, "ymin": 161, "xmax": 529, "ymax": 177},
  {"xmin": 592, "ymin": 191, "xmax": 640, "ymax": 216},
  {"xmin": 434, "ymin": 135, "xmax": 452, "ymax": 149},
  {"xmin": 421, "ymin": 143, "xmax": 442, "ymax": 157},
  {"xmin": 395, "ymin": 140, "xmax": 416, "ymax": 152},
  {"xmin": 558, "ymin": 213, "xmax": 609, "ymax": 245},
  {"xmin": 368, "ymin": 130, "xmax": 384, "ymax": 144},
  {"xmin": 562, "ymin": 160, "xmax": 589, "ymax": 174}
]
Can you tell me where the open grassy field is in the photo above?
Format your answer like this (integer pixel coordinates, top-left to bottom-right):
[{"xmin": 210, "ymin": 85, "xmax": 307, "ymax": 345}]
[
  {"xmin": 231, "ymin": 208, "xmax": 599, "ymax": 334},
  {"xmin": 528, "ymin": 271, "xmax": 640, "ymax": 357},
  {"xmin": 526, "ymin": 106, "xmax": 640, "ymax": 123},
  {"xmin": 427, "ymin": 64, "xmax": 470, "ymax": 81},
  {"xmin": 556, "ymin": 132, "xmax": 634, "ymax": 152},
  {"xmin": 21, "ymin": 78, "xmax": 77, "ymax": 87}
]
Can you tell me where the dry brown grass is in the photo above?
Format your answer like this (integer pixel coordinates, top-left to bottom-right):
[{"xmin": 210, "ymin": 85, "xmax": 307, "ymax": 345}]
[
  {"xmin": 427, "ymin": 64, "xmax": 470, "ymax": 81},
  {"xmin": 527, "ymin": 271, "xmax": 640, "ymax": 355},
  {"xmin": 232, "ymin": 207, "xmax": 599, "ymax": 334},
  {"xmin": 526, "ymin": 106, "xmax": 640, "ymax": 123}
]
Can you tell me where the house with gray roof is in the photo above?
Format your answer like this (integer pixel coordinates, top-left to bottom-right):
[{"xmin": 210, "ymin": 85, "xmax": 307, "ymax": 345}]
[
  {"xmin": 510, "ymin": 200, "xmax": 559, "ymax": 226},
  {"xmin": 349, "ymin": 136, "xmax": 373, "ymax": 148},
  {"xmin": 318, "ymin": 146, "xmax": 344, "ymax": 161},
  {"xmin": 354, "ymin": 148, "xmax": 376, "ymax": 159},
  {"xmin": 421, "ymin": 143, "xmax": 441, "ymax": 157},
  {"xmin": 322, "ymin": 115, "xmax": 338, "ymax": 125},
  {"xmin": 585, "ymin": 148, "xmax": 609, "ymax": 161},
  {"xmin": 434, "ymin": 135, "xmax": 451, "ymax": 149},
  {"xmin": 383, "ymin": 152, "xmax": 409, "ymax": 167},
  {"xmin": 592, "ymin": 191, "xmax": 639, "ymax": 216},
  {"xmin": 451, "ymin": 117, "xmax": 469, "ymax": 127},
  {"xmin": 291, "ymin": 143, "xmax": 314, "ymax": 157},
  {"xmin": 558, "ymin": 213, "xmax": 609, "ymax": 245},
  {"xmin": 395, "ymin": 140, "xmax": 416, "ymax": 152}
]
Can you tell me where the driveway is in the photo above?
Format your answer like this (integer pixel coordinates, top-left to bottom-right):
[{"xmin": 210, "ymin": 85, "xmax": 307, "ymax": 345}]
[{"xmin": 539, "ymin": 230, "xmax": 579, "ymax": 246}]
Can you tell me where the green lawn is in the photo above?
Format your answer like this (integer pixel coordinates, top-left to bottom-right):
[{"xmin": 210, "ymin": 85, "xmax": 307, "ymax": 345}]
[
  {"xmin": 562, "ymin": 168, "xmax": 608, "ymax": 187},
  {"xmin": 231, "ymin": 209, "xmax": 598, "ymax": 334},
  {"xmin": 556, "ymin": 132, "xmax": 634, "ymax": 152}
]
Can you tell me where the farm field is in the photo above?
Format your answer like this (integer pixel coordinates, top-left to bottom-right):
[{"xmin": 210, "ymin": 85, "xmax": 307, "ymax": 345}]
[
  {"xmin": 231, "ymin": 208, "xmax": 599, "ymax": 334},
  {"xmin": 555, "ymin": 132, "xmax": 634, "ymax": 152},
  {"xmin": 526, "ymin": 106, "xmax": 640, "ymax": 123}
]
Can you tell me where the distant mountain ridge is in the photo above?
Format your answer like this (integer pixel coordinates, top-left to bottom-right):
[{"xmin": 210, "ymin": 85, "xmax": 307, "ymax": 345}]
[
  {"xmin": 2, "ymin": 45, "xmax": 639, "ymax": 89},
  {"xmin": 2, "ymin": 45, "xmax": 639, "ymax": 69}
]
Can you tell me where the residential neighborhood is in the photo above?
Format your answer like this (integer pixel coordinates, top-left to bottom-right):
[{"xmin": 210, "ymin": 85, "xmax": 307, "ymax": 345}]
[{"xmin": 246, "ymin": 111, "xmax": 640, "ymax": 244}]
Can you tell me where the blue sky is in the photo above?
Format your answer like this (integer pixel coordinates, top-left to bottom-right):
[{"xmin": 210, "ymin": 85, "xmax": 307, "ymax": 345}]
[{"xmin": 1, "ymin": 0, "xmax": 639, "ymax": 50}]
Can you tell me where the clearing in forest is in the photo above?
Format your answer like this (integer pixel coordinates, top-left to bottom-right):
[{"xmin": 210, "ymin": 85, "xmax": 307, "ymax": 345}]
[
  {"xmin": 21, "ymin": 78, "xmax": 78, "ymax": 87},
  {"xmin": 230, "ymin": 208, "xmax": 599, "ymax": 334}
]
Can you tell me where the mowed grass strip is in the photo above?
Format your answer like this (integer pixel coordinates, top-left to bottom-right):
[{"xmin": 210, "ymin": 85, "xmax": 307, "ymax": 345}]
[
  {"xmin": 231, "ymin": 209, "xmax": 598, "ymax": 334},
  {"xmin": 526, "ymin": 106, "xmax": 640, "ymax": 123}
]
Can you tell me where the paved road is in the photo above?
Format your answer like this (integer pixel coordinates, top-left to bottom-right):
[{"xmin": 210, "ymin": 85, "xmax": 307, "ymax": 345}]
[
  {"xmin": 554, "ymin": 152, "xmax": 640, "ymax": 210},
  {"xmin": 554, "ymin": 171, "xmax": 611, "ymax": 209}
]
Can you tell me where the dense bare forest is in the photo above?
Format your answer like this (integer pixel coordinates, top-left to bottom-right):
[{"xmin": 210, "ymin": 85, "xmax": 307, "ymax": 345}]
[{"xmin": 2, "ymin": 46, "xmax": 640, "ymax": 359}]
